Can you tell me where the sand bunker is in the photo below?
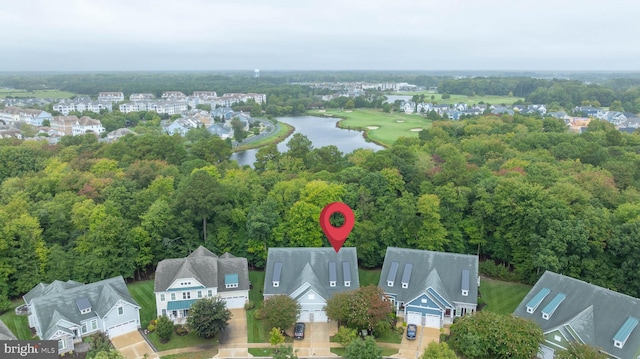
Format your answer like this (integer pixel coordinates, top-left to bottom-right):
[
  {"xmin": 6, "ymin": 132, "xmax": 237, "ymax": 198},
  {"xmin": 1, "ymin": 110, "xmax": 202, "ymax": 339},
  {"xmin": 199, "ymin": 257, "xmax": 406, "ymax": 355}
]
[
  {"xmin": 410, "ymin": 128, "xmax": 423, "ymax": 132},
  {"xmin": 367, "ymin": 126, "xmax": 379, "ymax": 130},
  {"xmin": 396, "ymin": 120, "xmax": 405, "ymax": 123},
  {"xmin": 345, "ymin": 110, "xmax": 353, "ymax": 113}
]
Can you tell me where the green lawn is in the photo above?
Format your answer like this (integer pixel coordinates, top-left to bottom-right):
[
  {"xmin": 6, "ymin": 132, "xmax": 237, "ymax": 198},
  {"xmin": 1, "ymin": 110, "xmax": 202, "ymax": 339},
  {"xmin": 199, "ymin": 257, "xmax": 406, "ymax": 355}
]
[
  {"xmin": 330, "ymin": 346, "xmax": 398, "ymax": 356},
  {"xmin": 309, "ymin": 109, "xmax": 430, "ymax": 148},
  {"xmin": 160, "ymin": 349, "xmax": 218, "ymax": 359},
  {"xmin": 479, "ymin": 277, "xmax": 532, "ymax": 315},
  {"xmin": 234, "ymin": 122, "xmax": 294, "ymax": 152},
  {"xmin": 0, "ymin": 300, "xmax": 32, "ymax": 340},
  {"xmin": 394, "ymin": 92, "xmax": 524, "ymax": 106},
  {"xmin": 0, "ymin": 88, "xmax": 78, "ymax": 99},
  {"xmin": 127, "ymin": 280, "xmax": 156, "ymax": 328},
  {"xmin": 358, "ymin": 269, "xmax": 381, "ymax": 287},
  {"xmin": 247, "ymin": 270, "xmax": 269, "ymax": 343},
  {"xmin": 147, "ymin": 330, "xmax": 217, "ymax": 352}
]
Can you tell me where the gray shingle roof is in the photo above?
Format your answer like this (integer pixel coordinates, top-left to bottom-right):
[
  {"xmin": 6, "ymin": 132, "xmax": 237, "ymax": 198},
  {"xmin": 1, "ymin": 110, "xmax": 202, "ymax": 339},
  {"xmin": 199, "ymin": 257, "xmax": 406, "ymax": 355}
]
[
  {"xmin": 28, "ymin": 276, "xmax": 138, "ymax": 340},
  {"xmin": 23, "ymin": 280, "xmax": 83, "ymax": 304},
  {"xmin": 0, "ymin": 319, "xmax": 16, "ymax": 340},
  {"xmin": 514, "ymin": 271, "xmax": 640, "ymax": 359},
  {"xmin": 378, "ymin": 247, "xmax": 478, "ymax": 305},
  {"xmin": 263, "ymin": 247, "xmax": 360, "ymax": 300},
  {"xmin": 154, "ymin": 246, "xmax": 249, "ymax": 292}
]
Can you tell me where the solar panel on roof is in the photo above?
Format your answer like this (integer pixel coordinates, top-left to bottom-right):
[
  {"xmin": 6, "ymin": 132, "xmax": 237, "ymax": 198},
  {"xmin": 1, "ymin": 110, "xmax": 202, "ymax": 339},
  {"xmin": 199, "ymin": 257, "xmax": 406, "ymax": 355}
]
[
  {"xmin": 461, "ymin": 270, "xmax": 470, "ymax": 291},
  {"xmin": 613, "ymin": 316, "xmax": 639, "ymax": 344},
  {"xmin": 329, "ymin": 262, "xmax": 337, "ymax": 282},
  {"xmin": 387, "ymin": 262, "xmax": 399, "ymax": 283},
  {"xmin": 273, "ymin": 262, "xmax": 283, "ymax": 282},
  {"xmin": 343, "ymin": 262, "xmax": 351, "ymax": 282},
  {"xmin": 526, "ymin": 287, "xmax": 550, "ymax": 313},
  {"xmin": 401, "ymin": 263, "xmax": 412, "ymax": 285}
]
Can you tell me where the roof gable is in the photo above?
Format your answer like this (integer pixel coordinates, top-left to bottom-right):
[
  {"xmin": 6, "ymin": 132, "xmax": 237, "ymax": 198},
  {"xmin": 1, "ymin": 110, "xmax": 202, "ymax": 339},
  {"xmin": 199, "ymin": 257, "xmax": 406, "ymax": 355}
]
[
  {"xmin": 379, "ymin": 247, "xmax": 478, "ymax": 305},
  {"xmin": 263, "ymin": 247, "xmax": 359, "ymax": 300},
  {"xmin": 514, "ymin": 271, "xmax": 640, "ymax": 358}
]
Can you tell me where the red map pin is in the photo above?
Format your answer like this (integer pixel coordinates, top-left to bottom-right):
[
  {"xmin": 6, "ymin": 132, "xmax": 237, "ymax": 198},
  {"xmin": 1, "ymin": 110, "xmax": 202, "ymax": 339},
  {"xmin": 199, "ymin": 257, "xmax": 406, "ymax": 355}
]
[{"xmin": 320, "ymin": 202, "xmax": 355, "ymax": 253}]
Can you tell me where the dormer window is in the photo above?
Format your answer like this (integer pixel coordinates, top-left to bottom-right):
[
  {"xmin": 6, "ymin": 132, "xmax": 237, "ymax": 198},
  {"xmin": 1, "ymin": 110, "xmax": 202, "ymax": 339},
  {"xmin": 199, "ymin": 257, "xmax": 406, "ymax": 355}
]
[
  {"xmin": 387, "ymin": 262, "xmax": 399, "ymax": 288},
  {"xmin": 225, "ymin": 274, "xmax": 239, "ymax": 289},
  {"xmin": 272, "ymin": 262, "xmax": 282, "ymax": 288},
  {"xmin": 76, "ymin": 298, "xmax": 92, "ymax": 315}
]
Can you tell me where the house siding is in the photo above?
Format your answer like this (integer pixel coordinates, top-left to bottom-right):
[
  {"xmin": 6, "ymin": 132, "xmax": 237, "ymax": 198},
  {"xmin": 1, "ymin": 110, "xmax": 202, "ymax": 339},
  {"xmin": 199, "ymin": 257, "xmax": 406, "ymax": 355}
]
[{"xmin": 101, "ymin": 301, "xmax": 140, "ymax": 333}]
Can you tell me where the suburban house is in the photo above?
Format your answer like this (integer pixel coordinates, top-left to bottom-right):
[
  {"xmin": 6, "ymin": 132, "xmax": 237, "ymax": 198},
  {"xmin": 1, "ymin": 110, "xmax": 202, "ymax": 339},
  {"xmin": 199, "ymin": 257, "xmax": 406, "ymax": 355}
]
[
  {"xmin": 513, "ymin": 271, "xmax": 640, "ymax": 359},
  {"xmin": 161, "ymin": 91, "xmax": 187, "ymax": 100},
  {"xmin": 263, "ymin": 247, "xmax": 360, "ymax": 323},
  {"xmin": 129, "ymin": 93, "xmax": 155, "ymax": 101},
  {"xmin": 71, "ymin": 116, "xmax": 106, "ymax": 135},
  {"xmin": 97, "ymin": 92, "xmax": 125, "ymax": 102},
  {"xmin": 154, "ymin": 246, "xmax": 249, "ymax": 323},
  {"xmin": 23, "ymin": 276, "xmax": 141, "ymax": 355},
  {"xmin": 378, "ymin": 247, "xmax": 479, "ymax": 329},
  {"xmin": 0, "ymin": 107, "xmax": 52, "ymax": 125}
]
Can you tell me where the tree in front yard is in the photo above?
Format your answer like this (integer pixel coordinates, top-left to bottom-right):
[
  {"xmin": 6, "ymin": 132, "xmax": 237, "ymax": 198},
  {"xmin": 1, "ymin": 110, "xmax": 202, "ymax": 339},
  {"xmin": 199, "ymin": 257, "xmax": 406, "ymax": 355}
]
[
  {"xmin": 422, "ymin": 341, "xmax": 457, "ymax": 359},
  {"xmin": 555, "ymin": 343, "xmax": 608, "ymax": 359},
  {"xmin": 326, "ymin": 285, "xmax": 393, "ymax": 335},
  {"xmin": 156, "ymin": 315, "xmax": 174, "ymax": 343},
  {"xmin": 334, "ymin": 326, "xmax": 357, "ymax": 348},
  {"xmin": 262, "ymin": 294, "xmax": 301, "ymax": 333},
  {"xmin": 186, "ymin": 297, "xmax": 232, "ymax": 339},
  {"xmin": 269, "ymin": 327, "xmax": 285, "ymax": 347},
  {"xmin": 272, "ymin": 345, "xmax": 298, "ymax": 359},
  {"xmin": 345, "ymin": 336, "xmax": 382, "ymax": 359},
  {"xmin": 87, "ymin": 332, "xmax": 112, "ymax": 359},
  {"xmin": 448, "ymin": 311, "xmax": 543, "ymax": 359}
]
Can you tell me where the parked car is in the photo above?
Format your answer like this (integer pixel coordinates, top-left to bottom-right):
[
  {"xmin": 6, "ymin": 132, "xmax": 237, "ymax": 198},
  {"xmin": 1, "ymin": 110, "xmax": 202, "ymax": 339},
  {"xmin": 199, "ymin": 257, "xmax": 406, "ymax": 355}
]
[
  {"xmin": 406, "ymin": 324, "xmax": 417, "ymax": 340},
  {"xmin": 294, "ymin": 322, "xmax": 305, "ymax": 340}
]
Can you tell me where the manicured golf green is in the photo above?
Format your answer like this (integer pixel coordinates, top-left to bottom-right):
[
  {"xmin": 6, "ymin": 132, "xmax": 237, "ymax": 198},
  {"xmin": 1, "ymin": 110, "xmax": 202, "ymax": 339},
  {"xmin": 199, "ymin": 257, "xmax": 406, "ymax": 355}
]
[
  {"xmin": 309, "ymin": 109, "xmax": 431, "ymax": 148},
  {"xmin": 0, "ymin": 89, "xmax": 78, "ymax": 99},
  {"xmin": 395, "ymin": 92, "xmax": 524, "ymax": 105}
]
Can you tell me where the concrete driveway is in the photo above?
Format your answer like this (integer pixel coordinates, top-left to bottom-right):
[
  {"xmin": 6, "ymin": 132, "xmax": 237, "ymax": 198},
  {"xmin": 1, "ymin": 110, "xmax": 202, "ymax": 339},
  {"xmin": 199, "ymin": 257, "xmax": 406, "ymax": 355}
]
[
  {"xmin": 392, "ymin": 326, "xmax": 440, "ymax": 359},
  {"xmin": 214, "ymin": 308, "xmax": 249, "ymax": 358},
  {"xmin": 292, "ymin": 321, "xmax": 338, "ymax": 357},
  {"xmin": 111, "ymin": 330, "xmax": 158, "ymax": 359}
]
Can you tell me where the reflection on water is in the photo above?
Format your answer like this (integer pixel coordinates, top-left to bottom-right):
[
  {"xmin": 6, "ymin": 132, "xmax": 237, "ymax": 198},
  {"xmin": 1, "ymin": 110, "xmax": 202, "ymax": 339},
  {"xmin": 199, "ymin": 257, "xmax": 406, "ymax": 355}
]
[{"xmin": 230, "ymin": 116, "xmax": 384, "ymax": 167}]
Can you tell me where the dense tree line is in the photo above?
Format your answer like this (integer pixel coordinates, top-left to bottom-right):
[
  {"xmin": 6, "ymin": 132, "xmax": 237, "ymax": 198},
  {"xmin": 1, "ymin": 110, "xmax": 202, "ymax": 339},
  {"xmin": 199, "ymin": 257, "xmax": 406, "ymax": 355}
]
[{"xmin": 2, "ymin": 113, "xmax": 640, "ymax": 312}]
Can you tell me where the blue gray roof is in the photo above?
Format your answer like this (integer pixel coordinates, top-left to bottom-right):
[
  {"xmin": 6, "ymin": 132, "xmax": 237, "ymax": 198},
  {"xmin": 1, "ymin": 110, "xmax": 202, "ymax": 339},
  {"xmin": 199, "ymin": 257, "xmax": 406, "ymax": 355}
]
[
  {"xmin": 28, "ymin": 276, "xmax": 138, "ymax": 340},
  {"xmin": 263, "ymin": 247, "xmax": 359, "ymax": 300},
  {"xmin": 378, "ymin": 247, "xmax": 478, "ymax": 305},
  {"xmin": 514, "ymin": 271, "xmax": 640, "ymax": 359}
]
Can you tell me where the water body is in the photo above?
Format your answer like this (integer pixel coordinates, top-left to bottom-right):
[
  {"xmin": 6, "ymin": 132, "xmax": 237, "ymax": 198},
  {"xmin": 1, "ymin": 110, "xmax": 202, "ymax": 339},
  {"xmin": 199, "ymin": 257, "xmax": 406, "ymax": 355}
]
[
  {"xmin": 384, "ymin": 95, "xmax": 412, "ymax": 104},
  {"xmin": 231, "ymin": 116, "xmax": 384, "ymax": 167}
]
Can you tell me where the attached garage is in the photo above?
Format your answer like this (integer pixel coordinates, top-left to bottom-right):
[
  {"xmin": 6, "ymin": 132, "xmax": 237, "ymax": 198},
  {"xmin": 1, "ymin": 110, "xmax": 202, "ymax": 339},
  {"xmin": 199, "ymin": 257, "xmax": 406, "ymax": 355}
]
[
  {"xmin": 107, "ymin": 320, "xmax": 138, "ymax": 338},
  {"xmin": 312, "ymin": 310, "xmax": 328, "ymax": 322},
  {"xmin": 223, "ymin": 296, "xmax": 247, "ymax": 309},
  {"xmin": 424, "ymin": 314, "xmax": 440, "ymax": 328},
  {"xmin": 406, "ymin": 312, "xmax": 422, "ymax": 326},
  {"xmin": 298, "ymin": 310, "xmax": 311, "ymax": 322}
]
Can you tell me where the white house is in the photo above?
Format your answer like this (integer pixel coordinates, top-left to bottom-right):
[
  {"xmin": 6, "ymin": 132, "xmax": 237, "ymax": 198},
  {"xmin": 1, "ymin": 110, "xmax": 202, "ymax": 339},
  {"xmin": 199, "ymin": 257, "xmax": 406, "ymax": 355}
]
[
  {"xmin": 72, "ymin": 116, "xmax": 105, "ymax": 135},
  {"xmin": 154, "ymin": 246, "xmax": 249, "ymax": 323}
]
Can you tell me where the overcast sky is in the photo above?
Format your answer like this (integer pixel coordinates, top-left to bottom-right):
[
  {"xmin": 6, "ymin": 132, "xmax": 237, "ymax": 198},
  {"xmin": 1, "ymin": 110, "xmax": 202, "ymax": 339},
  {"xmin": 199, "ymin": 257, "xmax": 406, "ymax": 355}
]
[{"xmin": 1, "ymin": 0, "xmax": 639, "ymax": 72}]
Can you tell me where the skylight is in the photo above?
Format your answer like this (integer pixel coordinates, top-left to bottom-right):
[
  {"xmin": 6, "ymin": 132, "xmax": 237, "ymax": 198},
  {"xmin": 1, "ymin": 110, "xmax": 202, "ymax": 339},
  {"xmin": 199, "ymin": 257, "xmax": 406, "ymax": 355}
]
[{"xmin": 526, "ymin": 288, "xmax": 550, "ymax": 314}]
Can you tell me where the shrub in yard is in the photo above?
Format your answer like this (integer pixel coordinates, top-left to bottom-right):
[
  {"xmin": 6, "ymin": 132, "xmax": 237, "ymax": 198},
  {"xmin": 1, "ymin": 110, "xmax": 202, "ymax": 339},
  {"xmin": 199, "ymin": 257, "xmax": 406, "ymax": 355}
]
[
  {"xmin": 156, "ymin": 315, "xmax": 174, "ymax": 343},
  {"xmin": 244, "ymin": 300, "xmax": 255, "ymax": 310},
  {"xmin": 146, "ymin": 324, "xmax": 156, "ymax": 332},
  {"xmin": 175, "ymin": 324, "xmax": 188, "ymax": 336},
  {"xmin": 254, "ymin": 308, "xmax": 265, "ymax": 320}
]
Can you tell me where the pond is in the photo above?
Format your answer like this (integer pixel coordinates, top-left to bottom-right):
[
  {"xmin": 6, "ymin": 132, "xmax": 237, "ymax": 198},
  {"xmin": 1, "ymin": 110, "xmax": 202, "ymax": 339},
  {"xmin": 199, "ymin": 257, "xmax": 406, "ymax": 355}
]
[{"xmin": 230, "ymin": 115, "xmax": 384, "ymax": 167}]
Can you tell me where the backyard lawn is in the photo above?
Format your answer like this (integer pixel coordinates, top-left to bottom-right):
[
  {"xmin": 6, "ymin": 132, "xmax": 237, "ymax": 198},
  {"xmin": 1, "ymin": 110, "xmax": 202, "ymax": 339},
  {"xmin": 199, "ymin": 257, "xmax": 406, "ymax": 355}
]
[
  {"xmin": 127, "ymin": 280, "xmax": 156, "ymax": 328},
  {"xmin": 358, "ymin": 268, "xmax": 381, "ymax": 287},
  {"xmin": 0, "ymin": 300, "xmax": 32, "ymax": 340},
  {"xmin": 308, "ymin": 109, "xmax": 431, "ymax": 147},
  {"xmin": 479, "ymin": 277, "xmax": 532, "ymax": 315},
  {"xmin": 247, "ymin": 270, "xmax": 269, "ymax": 343}
]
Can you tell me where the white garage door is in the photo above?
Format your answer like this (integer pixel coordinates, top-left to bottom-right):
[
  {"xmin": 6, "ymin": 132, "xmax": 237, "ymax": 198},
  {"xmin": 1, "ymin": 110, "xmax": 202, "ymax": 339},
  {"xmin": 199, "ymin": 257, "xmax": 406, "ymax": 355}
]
[
  {"xmin": 223, "ymin": 296, "xmax": 247, "ymax": 309},
  {"xmin": 107, "ymin": 320, "xmax": 138, "ymax": 338},
  {"xmin": 312, "ymin": 310, "xmax": 328, "ymax": 322},
  {"xmin": 538, "ymin": 345, "xmax": 554, "ymax": 359},
  {"xmin": 298, "ymin": 310, "xmax": 311, "ymax": 322},
  {"xmin": 406, "ymin": 312, "xmax": 422, "ymax": 326},
  {"xmin": 424, "ymin": 314, "xmax": 440, "ymax": 328}
]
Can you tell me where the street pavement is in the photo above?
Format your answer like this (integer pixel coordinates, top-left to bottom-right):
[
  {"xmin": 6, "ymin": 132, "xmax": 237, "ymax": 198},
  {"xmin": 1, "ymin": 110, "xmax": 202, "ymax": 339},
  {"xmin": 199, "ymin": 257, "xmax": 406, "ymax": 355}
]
[{"xmin": 111, "ymin": 330, "xmax": 158, "ymax": 359}]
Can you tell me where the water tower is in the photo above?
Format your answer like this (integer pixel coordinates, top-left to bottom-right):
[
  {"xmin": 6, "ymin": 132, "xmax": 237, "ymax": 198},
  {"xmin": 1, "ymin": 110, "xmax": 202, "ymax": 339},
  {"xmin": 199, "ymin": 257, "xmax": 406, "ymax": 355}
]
[{"xmin": 254, "ymin": 69, "xmax": 260, "ymax": 78}]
